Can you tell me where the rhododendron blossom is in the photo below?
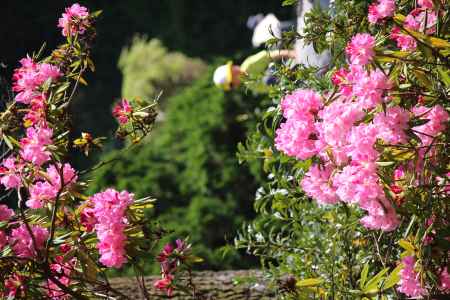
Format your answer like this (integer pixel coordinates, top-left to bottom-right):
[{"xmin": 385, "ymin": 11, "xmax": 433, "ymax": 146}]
[
  {"xmin": 0, "ymin": 231, "xmax": 7, "ymax": 251},
  {"xmin": 397, "ymin": 256, "xmax": 426, "ymax": 297},
  {"xmin": 412, "ymin": 104, "xmax": 449, "ymax": 146},
  {"xmin": 0, "ymin": 204, "xmax": 14, "ymax": 221},
  {"xmin": 280, "ymin": 89, "xmax": 323, "ymax": 120},
  {"xmin": 373, "ymin": 106, "xmax": 410, "ymax": 145},
  {"xmin": 404, "ymin": 8, "xmax": 437, "ymax": 34},
  {"xmin": 58, "ymin": 3, "xmax": 90, "ymax": 37},
  {"xmin": 20, "ymin": 126, "xmax": 53, "ymax": 166},
  {"xmin": 9, "ymin": 224, "xmax": 49, "ymax": 258},
  {"xmin": 301, "ymin": 163, "xmax": 339, "ymax": 205},
  {"xmin": 112, "ymin": 99, "xmax": 133, "ymax": 124},
  {"xmin": 91, "ymin": 189, "xmax": 133, "ymax": 268},
  {"xmin": 418, "ymin": 0, "xmax": 434, "ymax": 9},
  {"xmin": 368, "ymin": 0, "xmax": 396, "ymax": 24},
  {"xmin": 345, "ymin": 33, "xmax": 376, "ymax": 65},
  {"xmin": 390, "ymin": 27, "xmax": 417, "ymax": 51},
  {"xmin": 439, "ymin": 267, "xmax": 450, "ymax": 292},
  {"xmin": 47, "ymin": 163, "xmax": 78, "ymax": 190},
  {"xmin": 12, "ymin": 58, "xmax": 61, "ymax": 105},
  {"xmin": 0, "ymin": 156, "xmax": 22, "ymax": 189},
  {"xmin": 275, "ymin": 118, "xmax": 318, "ymax": 160},
  {"xmin": 26, "ymin": 181, "xmax": 58, "ymax": 209},
  {"xmin": 352, "ymin": 68, "xmax": 392, "ymax": 110}
]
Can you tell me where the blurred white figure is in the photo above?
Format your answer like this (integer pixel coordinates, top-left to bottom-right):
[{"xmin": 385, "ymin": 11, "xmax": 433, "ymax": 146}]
[
  {"xmin": 251, "ymin": 14, "xmax": 282, "ymax": 48},
  {"xmin": 295, "ymin": 0, "xmax": 332, "ymax": 70}
]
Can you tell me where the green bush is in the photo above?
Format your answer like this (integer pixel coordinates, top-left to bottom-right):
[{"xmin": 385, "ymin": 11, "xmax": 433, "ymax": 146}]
[
  {"xmin": 89, "ymin": 66, "xmax": 264, "ymax": 272},
  {"xmin": 118, "ymin": 36, "xmax": 206, "ymax": 102}
]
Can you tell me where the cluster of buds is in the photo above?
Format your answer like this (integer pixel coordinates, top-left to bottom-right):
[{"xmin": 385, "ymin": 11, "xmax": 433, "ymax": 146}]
[
  {"xmin": 113, "ymin": 98, "xmax": 158, "ymax": 143},
  {"xmin": 153, "ymin": 239, "xmax": 193, "ymax": 296}
]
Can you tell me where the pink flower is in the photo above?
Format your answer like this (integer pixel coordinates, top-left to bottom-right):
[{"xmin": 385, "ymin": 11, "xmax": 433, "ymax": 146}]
[
  {"xmin": 280, "ymin": 89, "xmax": 323, "ymax": 120},
  {"xmin": 12, "ymin": 58, "xmax": 61, "ymax": 104},
  {"xmin": 368, "ymin": 0, "xmax": 396, "ymax": 24},
  {"xmin": 360, "ymin": 196, "xmax": 399, "ymax": 231},
  {"xmin": 404, "ymin": 8, "xmax": 437, "ymax": 34},
  {"xmin": 301, "ymin": 163, "xmax": 339, "ymax": 205},
  {"xmin": 0, "ymin": 204, "xmax": 15, "ymax": 221},
  {"xmin": 20, "ymin": 126, "xmax": 53, "ymax": 166},
  {"xmin": 46, "ymin": 255, "xmax": 75, "ymax": 300},
  {"xmin": 80, "ymin": 206, "xmax": 96, "ymax": 232},
  {"xmin": 91, "ymin": 189, "xmax": 133, "ymax": 268},
  {"xmin": 58, "ymin": 3, "xmax": 90, "ymax": 37},
  {"xmin": 26, "ymin": 181, "xmax": 58, "ymax": 209},
  {"xmin": 345, "ymin": 124, "xmax": 380, "ymax": 162},
  {"xmin": 373, "ymin": 106, "xmax": 410, "ymax": 145},
  {"xmin": 345, "ymin": 33, "xmax": 376, "ymax": 65},
  {"xmin": 412, "ymin": 104, "xmax": 449, "ymax": 146},
  {"xmin": 3, "ymin": 274, "xmax": 26, "ymax": 298},
  {"xmin": 47, "ymin": 163, "xmax": 78, "ymax": 190},
  {"xmin": 333, "ymin": 162, "xmax": 384, "ymax": 206},
  {"xmin": 0, "ymin": 156, "xmax": 22, "ymax": 189},
  {"xmin": 352, "ymin": 68, "xmax": 392, "ymax": 110},
  {"xmin": 154, "ymin": 274, "xmax": 174, "ymax": 296},
  {"xmin": 418, "ymin": 0, "xmax": 434, "ymax": 10},
  {"xmin": 23, "ymin": 94, "xmax": 47, "ymax": 126},
  {"xmin": 397, "ymin": 256, "xmax": 426, "ymax": 297},
  {"xmin": 390, "ymin": 27, "xmax": 417, "ymax": 51},
  {"xmin": 439, "ymin": 267, "xmax": 450, "ymax": 292},
  {"xmin": 275, "ymin": 118, "xmax": 318, "ymax": 160},
  {"xmin": 9, "ymin": 224, "xmax": 49, "ymax": 258},
  {"xmin": 0, "ymin": 231, "xmax": 7, "ymax": 251},
  {"xmin": 112, "ymin": 99, "xmax": 133, "ymax": 125},
  {"xmin": 315, "ymin": 99, "xmax": 364, "ymax": 150}
]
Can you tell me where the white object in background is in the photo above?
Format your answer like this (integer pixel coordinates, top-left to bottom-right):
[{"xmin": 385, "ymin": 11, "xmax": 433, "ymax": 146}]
[
  {"xmin": 295, "ymin": 0, "xmax": 331, "ymax": 69},
  {"xmin": 252, "ymin": 14, "xmax": 282, "ymax": 48}
]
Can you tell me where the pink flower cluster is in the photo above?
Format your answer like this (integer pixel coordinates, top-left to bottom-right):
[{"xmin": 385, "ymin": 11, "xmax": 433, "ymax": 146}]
[
  {"xmin": 26, "ymin": 163, "xmax": 77, "ymax": 209},
  {"xmin": 390, "ymin": 27, "xmax": 417, "ymax": 52},
  {"xmin": 368, "ymin": 0, "xmax": 396, "ymax": 24},
  {"xmin": 58, "ymin": 3, "xmax": 90, "ymax": 37},
  {"xmin": 345, "ymin": 33, "xmax": 375, "ymax": 65},
  {"xmin": 46, "ymin": 248, "xmax": 76, "ymax": 300},
  {"xmin": 276, "ymin": 22, "xmax": 450, "ymax": 232},
  {"xmin": 412, "ymin": 105, "xmax": 449, "ymax": 146},
  {"xmin": 20, "ymin": 126, "xmax": 53, "ymax": 166},
  {"xmin": 387, "ymin": 0, "xmax": 439, "ymax": 52},
  {"xmin": 397, "ymin": 256, "xmax": 426, "ymax": 297},
  {"xmin": 90, "ymin": 189, "xmax": 133, "ymax": 268},
  {"xmin": 0, "ymin": 157, "xmax": 22, "ymax": 189},
  {"xmin": 12, "ymin": 57, "xmax": 60, "ymax": 105},
  {"xmin": 112, "ymin": 99, "xmax": 133, "ymax": 125},
  {"xmin": 8, "ymin": 224, "xmax": 49, "ymax": 258},
  {"xmin": 154, "ymin": 239, "xmax": 190, "ymax": 296},
  {"xmin": 275, "ymin": 89, "xmax": 322, "ymax": 160},
  {"xmin": 2, "ymin": 274, "xmax": 26, "ymax": 299}
]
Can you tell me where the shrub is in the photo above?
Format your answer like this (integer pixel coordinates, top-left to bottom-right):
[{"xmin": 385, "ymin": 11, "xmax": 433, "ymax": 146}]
[{"xmin": 238, "ymin": 0, "xmax": 450, "ymax": 298}]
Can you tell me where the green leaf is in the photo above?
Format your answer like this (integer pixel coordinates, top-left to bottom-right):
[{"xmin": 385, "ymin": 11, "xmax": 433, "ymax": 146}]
[
  {"xmin": 296, "ymin": 278, "xmax": 323, "ymax": 287},
  {"xmin": 437, "ymin": 66, "xmax": 450, "ymax": 87},
  {"xmin": 363, "ymin": 267, "xmax": 389, "ymax": 293},
  {"xmin": 282, "ymin": 0, "xmax": 297, "ymax": 6},
  {"xmin": 398, "ymin": 239, "xmax": 415, "ymax": 252},
  {"xmin": 381, "ymin": 264, "xmax": 403, "ymax": 290},
  {"xmin": 360, "ymin": 263, "xmax": 369, "ymax": 289}
]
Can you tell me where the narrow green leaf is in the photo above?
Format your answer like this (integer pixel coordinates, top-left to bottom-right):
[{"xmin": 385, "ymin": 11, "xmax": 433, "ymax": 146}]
[
  {"xmin": 296, "ymin": 278, "xmax": 323, "ymax": 287},
  {"xmin": 360, "ymin": 263, "xmax": 369, "ymax": 289}
]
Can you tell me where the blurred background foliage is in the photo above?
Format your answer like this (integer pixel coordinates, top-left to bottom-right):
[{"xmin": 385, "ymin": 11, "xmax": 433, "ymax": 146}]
[{"xmin": 1, "ymin": 0, "xmax": 295, "ymax": 272}]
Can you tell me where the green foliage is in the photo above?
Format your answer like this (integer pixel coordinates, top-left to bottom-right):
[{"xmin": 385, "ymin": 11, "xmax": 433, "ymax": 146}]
[
  {"xmin": 89, "ymin": 65, "xmax": 265, "ymax": 272},
  {"xmin": 118, "ymin": 36, "xmax": 206, "ymax": 101}
]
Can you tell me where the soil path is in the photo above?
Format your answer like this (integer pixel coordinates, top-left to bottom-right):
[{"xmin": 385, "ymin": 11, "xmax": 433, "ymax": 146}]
[{"xmin": 110, "ymin": 270, "xmax": 275, "ymax": 299}]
